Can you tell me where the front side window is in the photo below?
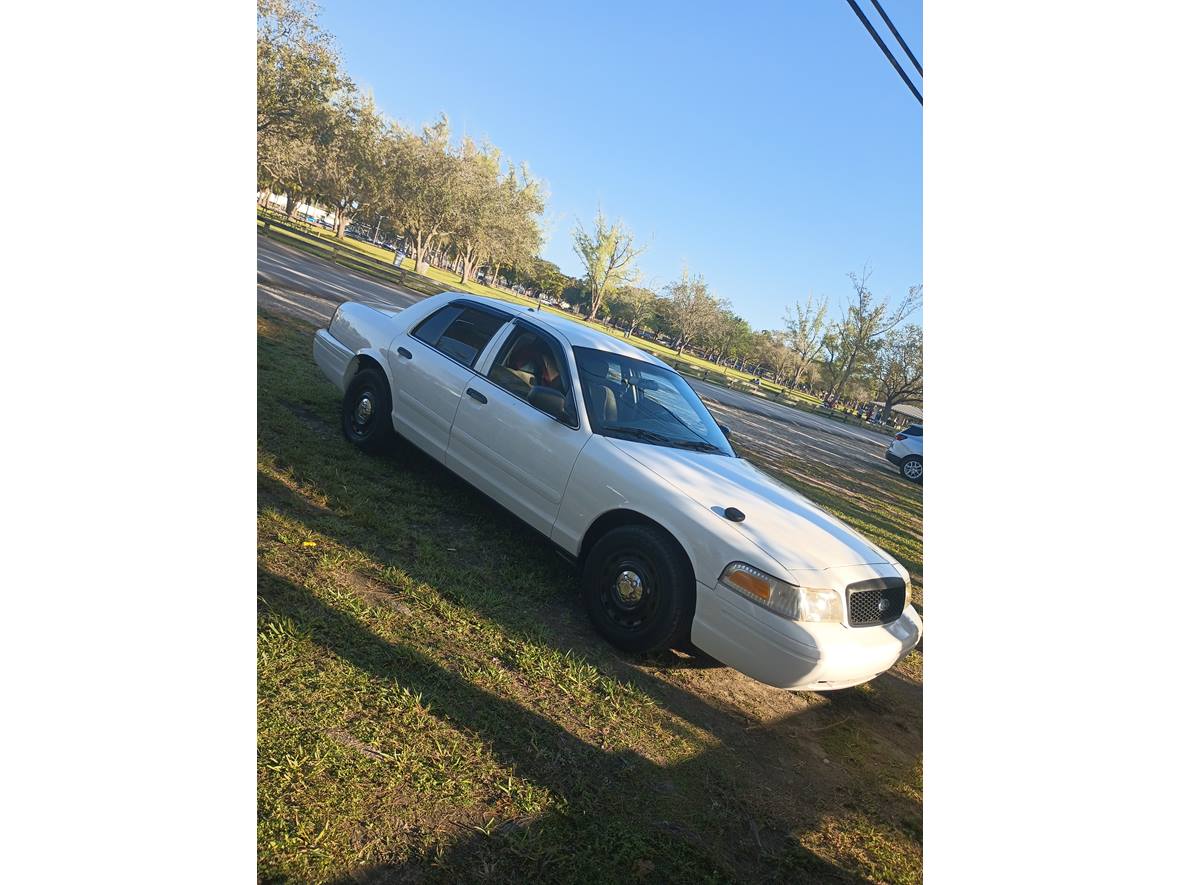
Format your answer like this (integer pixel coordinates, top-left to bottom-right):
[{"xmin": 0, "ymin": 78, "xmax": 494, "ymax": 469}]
[
  {"xmin": 573, "ymin": 346, "xmax": 734, "ymax": 456},
  {"xmin": 411, "ymin": 302, "xmax": 508, "ymax": 368},
  {"xmin": 488, "ymin": 323, "xmax": 576, "ymax": 425}
]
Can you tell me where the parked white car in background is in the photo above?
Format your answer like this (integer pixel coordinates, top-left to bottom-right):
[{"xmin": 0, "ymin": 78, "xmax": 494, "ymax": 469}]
[
  {"xmin": 886, "ymin": 425, "xmax": 923, "ymax": 482},
  {"xmin": 313, "ymin": 292, "xmax": 922, "ymax": 690}
]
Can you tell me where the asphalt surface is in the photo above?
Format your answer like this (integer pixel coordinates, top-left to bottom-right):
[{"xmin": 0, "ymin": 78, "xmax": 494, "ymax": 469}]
[
  {"xmin": 257, "ymin": 232, "xmax": 895, "ymax": 472},
  {"xmin": 258, "ymin": 232, "xmax": 421, "ymax": 309}
]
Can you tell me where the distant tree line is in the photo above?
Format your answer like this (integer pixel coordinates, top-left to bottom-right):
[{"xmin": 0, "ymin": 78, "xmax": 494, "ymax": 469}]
[
  {"xmin": 257, "ymin": 0, "xmax": 543, "ymax": 284},
  {"xmin": 256, "ymin": 0, "xmax": 922, "ymax": 417}
]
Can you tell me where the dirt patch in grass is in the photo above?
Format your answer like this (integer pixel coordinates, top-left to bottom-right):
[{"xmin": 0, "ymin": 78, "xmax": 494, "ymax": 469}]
[{"xmin": 257, "ymin": 308, "xmax": 923, "ymax": 884}]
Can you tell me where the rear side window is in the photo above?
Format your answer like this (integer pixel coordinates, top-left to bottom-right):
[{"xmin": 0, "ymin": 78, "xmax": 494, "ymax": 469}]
[
  {"xmin": 411, "ymin": 304, "xmax": 507, "ymax": 368},
  {"xmin": 903, "ymin": 425, "xmax": 923, "ymax": 437},
  {"xmin": 412, "ymin": 305, "xmax": 462, "ymax": 347}
]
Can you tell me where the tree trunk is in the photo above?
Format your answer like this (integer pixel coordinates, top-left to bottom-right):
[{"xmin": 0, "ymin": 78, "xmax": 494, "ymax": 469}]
[
  {"xmin": 335, "ymin": 207, "xmax": 348, "ymax": 239},
  {"xmin": 414, "ymin": 232, "xmax": 431, "ymax": 274},
  {"xmin": 284, "ymin": 193, "xmax": 298, "ymax": 218},
  {"xmin": 790, "ymin": 361, "xmax": 807, "ymax": 389},
  {"xmin": 460, "ymin": 245, "xmax": 476, "ymax": 285},
  {"xmin": 834, "ymin": 353, "xmax": 855, "ymax": 399}
]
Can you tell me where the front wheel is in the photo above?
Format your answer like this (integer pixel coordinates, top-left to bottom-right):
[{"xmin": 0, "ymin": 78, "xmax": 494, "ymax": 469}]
[
  {"xmin": 900, "ymin": 455, "xmax": 923, "ymax": 483},
  {"xmin": 342, "ymin": 367, "xmax": 395, "ymax": 453},
  {"xmin": 582, "ymin": 525, "xmax": 695, "ymax": 654}
]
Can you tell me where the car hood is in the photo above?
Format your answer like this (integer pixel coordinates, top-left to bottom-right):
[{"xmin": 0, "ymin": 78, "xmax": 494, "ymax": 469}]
[{"xmin": 607, "ymin": 439, "xmax": 897, "ymax": 575}]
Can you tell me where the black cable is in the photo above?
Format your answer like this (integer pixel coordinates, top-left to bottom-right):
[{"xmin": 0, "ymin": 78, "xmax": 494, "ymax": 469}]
[
  {"xmin": 843, "ymin": 0, "xmax": 923, "ymax": 105},
  {"xmin": 868, "ymin": 0, "xmax": 923, "ymax": 77}
]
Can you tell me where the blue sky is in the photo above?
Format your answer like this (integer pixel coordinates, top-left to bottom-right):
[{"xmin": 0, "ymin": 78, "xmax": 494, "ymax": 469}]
[{"xmin": 318, "ymin": 0, "xmax": 922, "ymax": 331}]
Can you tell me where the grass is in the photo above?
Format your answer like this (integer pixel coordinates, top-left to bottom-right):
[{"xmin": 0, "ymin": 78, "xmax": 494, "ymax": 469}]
[{"xmin": 257, "ymin": 307, "xmax": 923, "ymax": 884}]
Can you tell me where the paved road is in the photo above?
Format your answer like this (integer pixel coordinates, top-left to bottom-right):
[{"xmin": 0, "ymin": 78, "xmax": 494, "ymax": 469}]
[
  {"xmin": 257, "ymin": 232, "xmax": 895, "ymax": 472},
  {"xmin": 258, "ymin": 232, "xmax": 421, "ymax": 309},
  {"xmin": 683, "ymin": 378, "xmax": 889, "ymax": 449}
]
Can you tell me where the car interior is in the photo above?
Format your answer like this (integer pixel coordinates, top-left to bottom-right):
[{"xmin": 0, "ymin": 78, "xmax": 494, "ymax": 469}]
[
  {"xmin": 575, "ymin": 349, "xmax": 720, "ymax": 447},
  {"xmin": 488, "ymin": 330, "xmax": 568, "ymax": 400},
  {"xmin": 413, "ymin": 304, "xmax": 509, "ymax": 368}
]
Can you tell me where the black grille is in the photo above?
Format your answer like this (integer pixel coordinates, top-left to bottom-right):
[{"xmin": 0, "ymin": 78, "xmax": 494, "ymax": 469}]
[{"xmin": 847, "ymin": 577, "xmax": 906, "ymax": 627}]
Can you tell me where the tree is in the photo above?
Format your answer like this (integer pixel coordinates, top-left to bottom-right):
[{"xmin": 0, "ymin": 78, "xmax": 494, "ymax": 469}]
[
  {"xmin": 605, "ymin": 286, "xmax": 657, "ymax": 337},
  {"xmin": 521, "ymin": 258, "xmax": 570, "ymax": 301},
  {"xmin": 450, "ymin": 138, "xmax": 503, "ymax": 284},
  {"xmin": 752, "ymin": 331, "xmax": 795, "ymax": 384},
  {"xmin": 700, "ymin": 310, "xmax": 753, "ymax": 365},
  {"xmin": 830, "ymin": 267, "xmax": 922, "ymax": 399},
  {"xmin": 485, "ymin": 164, "xmax": 545, "ymax": 285},
  {"xmin": 380, "ymin": 117, "xmax": 462, "ymax": 274},
  {"xmin": 257, "ymin": 0, "xmax": 347, "ymax": 138},
  {"xmin": 571, "ymin": 210, "xmax": 644, "ymax": 321},
  {"xmin": 561, "ymin": 282, "xmax": 592, "ymax": 315},
  {"xmin": 660, "ymin": 271, "xmax": 729, "ymax": 355},
  {"xmin": 310, "ymin": 92, "xmax": 385, "ymax": 238},
  {"xmin": 782, "ymin": 294, "xmax": 829, "ymax": 388},
  {"xmin": 873, "ymin": 325, "xmax": 923, "ymax": 418},
  {"xmin": 257, "ymin": 0, "xmax": 351, "ymax": 207}
]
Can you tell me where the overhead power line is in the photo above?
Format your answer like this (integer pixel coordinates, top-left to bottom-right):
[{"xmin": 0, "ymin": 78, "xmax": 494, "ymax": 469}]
[
  {"xmin": 868, "ymin": 0, "xmax": 923, "ymax": 77},
  {"xmin": 843, "ymin": 0, "xmax": 923, "ymax": 106}
]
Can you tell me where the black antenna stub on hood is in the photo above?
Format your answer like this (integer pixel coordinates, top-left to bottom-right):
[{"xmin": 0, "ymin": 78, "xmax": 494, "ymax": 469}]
[{"xmin": 723, "ymin": 507, "xmax": 746, "ymax": 523}]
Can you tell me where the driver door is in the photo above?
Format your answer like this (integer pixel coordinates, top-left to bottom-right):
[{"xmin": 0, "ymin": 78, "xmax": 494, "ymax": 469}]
[{"xmin": 447, "ymin": 320, "xmax": 591, "ymax": 535}]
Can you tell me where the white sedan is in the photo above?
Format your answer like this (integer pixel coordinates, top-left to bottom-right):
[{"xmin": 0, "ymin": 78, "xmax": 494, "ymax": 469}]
[{"xmin": 313, "ymin": 292, "xmax": 922, "ymax": 690}]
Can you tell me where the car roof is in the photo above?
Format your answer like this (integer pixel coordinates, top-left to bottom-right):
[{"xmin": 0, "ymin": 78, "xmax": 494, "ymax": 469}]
[{"xmin": 447, "ymin": 292, "xmax": 666, "ymax": 367}]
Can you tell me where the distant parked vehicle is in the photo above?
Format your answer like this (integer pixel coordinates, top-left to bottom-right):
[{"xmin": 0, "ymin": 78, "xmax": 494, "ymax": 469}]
[{"xmin": 885, "ymin": 425, "xmax": 923, "ymax": 482}]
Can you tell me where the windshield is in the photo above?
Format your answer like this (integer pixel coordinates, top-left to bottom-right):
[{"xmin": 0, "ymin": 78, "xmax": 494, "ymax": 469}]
[{"xmin": 573, "ymin": 346, "xmax": 735, "ymax": 456}]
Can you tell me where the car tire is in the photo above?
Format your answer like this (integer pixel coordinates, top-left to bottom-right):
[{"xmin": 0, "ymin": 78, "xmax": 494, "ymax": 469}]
[
  {"xmin": 900, "ymin": 455, "xmax": 923, "ymax": 483},
  {"xmin": 341, "ymin": 367, "xmax": 396, "ymax": 453},
  {"xmin": 582, "ymin": 525, "xmax": 695, "ymax": 654}
]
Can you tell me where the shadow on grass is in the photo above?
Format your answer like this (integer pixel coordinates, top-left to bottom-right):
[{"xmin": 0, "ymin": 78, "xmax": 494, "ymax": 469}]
[
  {"xmin": 258, "ymin": 465, "xmax": 923, "ymax": 882},
  {"xmin": 259, "ymin": 564, "xmax": 874, "ymax": 884}
]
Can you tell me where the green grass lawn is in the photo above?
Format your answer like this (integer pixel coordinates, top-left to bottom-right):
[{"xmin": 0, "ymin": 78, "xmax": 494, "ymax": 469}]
[{"xmin": 257, "ymin": 307, "xmax": 922, "ymax": 884}]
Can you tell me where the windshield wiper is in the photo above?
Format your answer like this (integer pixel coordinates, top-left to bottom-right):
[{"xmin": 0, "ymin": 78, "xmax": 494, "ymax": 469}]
[
  {"xmin": 604, "ymin": 427, "xmax": 723, "ymax": 453},
  {"xmin": 603, "ymin": 427, "xmax": 675, "ymax": 444},
  {"xmin": 668, "ymin": 439, "xmax": 724, "ymax": 453}
]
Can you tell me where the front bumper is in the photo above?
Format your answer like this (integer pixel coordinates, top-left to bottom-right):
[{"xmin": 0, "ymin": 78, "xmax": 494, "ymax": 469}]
[{"xmin": 691, "ymin": 580, "xmax": 923, "ymax": 690}]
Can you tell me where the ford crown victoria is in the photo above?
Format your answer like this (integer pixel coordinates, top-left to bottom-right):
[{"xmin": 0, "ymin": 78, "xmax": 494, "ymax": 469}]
[{"xmin": 313, "ymin": 292, "xmax": 922, "ymax": 690}]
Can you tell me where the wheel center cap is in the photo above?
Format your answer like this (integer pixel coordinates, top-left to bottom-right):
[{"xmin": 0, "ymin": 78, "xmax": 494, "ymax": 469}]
[
  {"xmin": 356, "ymin": 395, "xmax": 373, "ymax": 423},
  {"xmin": 614, "ymin": 569, "xmax": 645, "ymax": 607}
]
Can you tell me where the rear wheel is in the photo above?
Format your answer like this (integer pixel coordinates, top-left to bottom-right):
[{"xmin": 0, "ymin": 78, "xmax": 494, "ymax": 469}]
[
  {"xmin": 582, "ymin": 525, "xmax": 694, "ymax": 654},
  {"xmin": 342, "ymin": 367, "xmax": 395, "ymax": 453},
  {"xmin": 900, "ymin": 455, "xmax": 923, "ymax": 483}
]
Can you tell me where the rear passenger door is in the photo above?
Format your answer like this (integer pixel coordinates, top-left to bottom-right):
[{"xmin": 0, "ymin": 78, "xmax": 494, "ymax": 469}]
[{"xmin": 389, "ymin": 300, "xmax": 511, "ymax": 462}]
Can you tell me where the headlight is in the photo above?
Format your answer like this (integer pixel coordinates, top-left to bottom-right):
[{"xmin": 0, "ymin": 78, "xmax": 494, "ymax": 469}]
[{"xmin": 718, "ymin": 562, "xmax": 844, "ymax": 623}]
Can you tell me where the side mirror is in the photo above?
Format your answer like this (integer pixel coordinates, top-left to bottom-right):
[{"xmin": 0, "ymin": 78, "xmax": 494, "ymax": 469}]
[{"xmin": 527, "ymin": 386, "xmax": 571, "ymax": 422}]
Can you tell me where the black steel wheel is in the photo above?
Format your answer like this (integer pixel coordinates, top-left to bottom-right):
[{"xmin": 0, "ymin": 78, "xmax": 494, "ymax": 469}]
[
  {"xmin": 582, "ymin": 524, "xmax": 694, "ymax": 654},
  {"xmin": 342, "ymin": 367, "xmax": 395, "ymax": 453}
]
